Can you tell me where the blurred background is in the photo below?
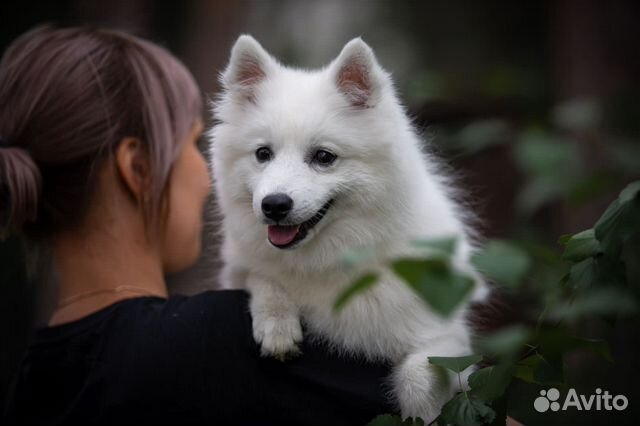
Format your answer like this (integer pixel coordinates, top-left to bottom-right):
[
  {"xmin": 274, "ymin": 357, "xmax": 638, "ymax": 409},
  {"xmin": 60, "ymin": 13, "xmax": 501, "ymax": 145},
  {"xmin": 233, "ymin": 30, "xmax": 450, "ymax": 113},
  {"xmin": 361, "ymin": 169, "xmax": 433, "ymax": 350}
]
[{"xmin": 1, "ymin": 1, "xmax": 639, "ymax": 424}]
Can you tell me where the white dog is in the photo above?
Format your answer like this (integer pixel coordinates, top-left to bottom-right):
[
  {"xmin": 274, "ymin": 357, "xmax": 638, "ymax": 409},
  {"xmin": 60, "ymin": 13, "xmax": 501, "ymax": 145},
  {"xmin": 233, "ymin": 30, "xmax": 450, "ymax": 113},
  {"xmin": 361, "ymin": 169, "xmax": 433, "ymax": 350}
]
[{"xmin": 210, "ymin": 35, "xmax": 488, "ymax": 422}]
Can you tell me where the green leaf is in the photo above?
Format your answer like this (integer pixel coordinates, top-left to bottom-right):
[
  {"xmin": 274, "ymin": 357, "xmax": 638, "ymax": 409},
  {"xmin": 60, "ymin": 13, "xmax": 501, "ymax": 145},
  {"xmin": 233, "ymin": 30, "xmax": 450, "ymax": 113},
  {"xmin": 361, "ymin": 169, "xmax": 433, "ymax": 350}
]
[
  {"xmin": 429, "ymin": 354, "xmax": 483, "ymax": 373},
  {"xmin": 440, "ymin": 393, "xmax": 496, "ymax": 426},
  {"xmin": 410, "ymin": 236, "xmax": 458, "ymax": 259},
  {"xmin": 620, "ymin": 181, "xmax": 640, "ymax": 203},
  {"xmin": 563, "ymin": 253, "xmax": 628, "ymax": 293},
  {"xmin": 392, "ymin": 258, "xmax": 474, "ymax": 317},
  {"xmin": 558, "ymin": 234, "xmax": 572, "ymax": 245},
  {"xmin": 595, "ymin": 181, "xmax": 640, "ymax": 255},
  {"xmin": 333, "ymin": 273, "xmax": 378, "ymax": 312},
  {"xmin": 476, "ymin": 325, "xmax": 531, "ymax": 359},
  {"xmin": 513, "ymin": 355, "xmax": 543, "ymax": 384},
  {"xmin": 513, "ymin": 353, "xmax": 564, "ymax": 386},
  {"xmin": 468, "ymin": 364, "xmax": 513, "ymax": 401},
  {"xmin": 341, "ymin": 247, "xmax": 376, "ymax": 268},
  {"xmin": 561, "ymin": 229, "xmax": 601, "ymax": 261},
  {"xmin": 558, "ymin": 287, "xmax": 639, "ymax": 319},
  {"xmin": 471, "ymin": 241, "xmax": 531, "ymax": 288},
  {"xmin": 566, "ymin": 258, "xmax": 595, "ymax": 290},
  {"xmin": 532, "ymin": 328, "xmax": 613, "ymax": 362}
]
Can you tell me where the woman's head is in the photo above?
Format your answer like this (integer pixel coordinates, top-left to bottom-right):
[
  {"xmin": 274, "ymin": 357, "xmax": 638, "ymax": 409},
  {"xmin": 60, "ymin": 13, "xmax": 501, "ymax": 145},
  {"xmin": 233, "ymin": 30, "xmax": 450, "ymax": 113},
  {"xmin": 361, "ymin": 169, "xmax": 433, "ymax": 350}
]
[{"xmin": 0, "ymin": 26, "xmax": 209, "ymax": 272}]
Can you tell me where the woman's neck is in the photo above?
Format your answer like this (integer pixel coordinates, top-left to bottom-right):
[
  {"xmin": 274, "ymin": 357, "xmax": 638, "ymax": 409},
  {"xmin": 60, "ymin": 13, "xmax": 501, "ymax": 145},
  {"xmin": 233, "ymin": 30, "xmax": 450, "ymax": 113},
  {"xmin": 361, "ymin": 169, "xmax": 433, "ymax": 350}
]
[{"xmin": 49, "ymin": 223, "xmax": 168, "ymax": 326}]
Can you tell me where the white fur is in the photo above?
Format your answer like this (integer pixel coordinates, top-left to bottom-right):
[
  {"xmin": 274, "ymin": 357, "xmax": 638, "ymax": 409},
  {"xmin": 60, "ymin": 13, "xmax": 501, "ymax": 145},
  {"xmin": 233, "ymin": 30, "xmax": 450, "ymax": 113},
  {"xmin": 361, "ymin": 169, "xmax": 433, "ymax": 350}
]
[{"xmin": 210, "ymin": 35, "xmax": 488, "ymax": 423}]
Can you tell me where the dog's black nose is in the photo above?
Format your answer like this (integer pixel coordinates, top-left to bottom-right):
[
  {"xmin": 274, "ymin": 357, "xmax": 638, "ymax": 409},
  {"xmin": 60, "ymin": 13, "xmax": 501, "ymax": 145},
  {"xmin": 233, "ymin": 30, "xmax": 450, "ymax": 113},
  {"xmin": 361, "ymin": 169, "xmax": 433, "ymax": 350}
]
[{"xmin": 262, "ymin": 193, "xmax": 293, "ymax": 221}]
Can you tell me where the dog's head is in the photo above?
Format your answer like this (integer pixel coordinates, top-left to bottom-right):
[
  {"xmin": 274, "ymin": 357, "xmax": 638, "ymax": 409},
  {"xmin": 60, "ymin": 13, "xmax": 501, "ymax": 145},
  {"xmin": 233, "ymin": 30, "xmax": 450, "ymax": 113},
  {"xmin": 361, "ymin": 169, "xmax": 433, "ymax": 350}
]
[{"xmin": 212, "ymin": 35, "xmax": 411, "ymax": 255}]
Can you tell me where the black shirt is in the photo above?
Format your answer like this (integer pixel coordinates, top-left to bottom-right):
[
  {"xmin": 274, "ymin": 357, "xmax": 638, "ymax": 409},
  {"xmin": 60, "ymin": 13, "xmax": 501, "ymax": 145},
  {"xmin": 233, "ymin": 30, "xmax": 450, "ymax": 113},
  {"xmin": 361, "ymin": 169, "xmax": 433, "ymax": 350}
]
[{"xmin": 4, "ymin": 290, "xmax": 395, "ymax": 425}]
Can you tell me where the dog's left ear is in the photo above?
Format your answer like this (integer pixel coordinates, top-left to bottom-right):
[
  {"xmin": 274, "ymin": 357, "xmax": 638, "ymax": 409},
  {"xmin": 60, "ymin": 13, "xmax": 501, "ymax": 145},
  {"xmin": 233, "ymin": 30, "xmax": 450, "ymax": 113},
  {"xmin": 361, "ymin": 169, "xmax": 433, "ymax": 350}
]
[
  {"xmin": 331, "ymin": 38, "xmax": 384, "ymax": 108},
  {"xmin": 221, "ymin": 35, "xmax": 276, "ymax": 101}
]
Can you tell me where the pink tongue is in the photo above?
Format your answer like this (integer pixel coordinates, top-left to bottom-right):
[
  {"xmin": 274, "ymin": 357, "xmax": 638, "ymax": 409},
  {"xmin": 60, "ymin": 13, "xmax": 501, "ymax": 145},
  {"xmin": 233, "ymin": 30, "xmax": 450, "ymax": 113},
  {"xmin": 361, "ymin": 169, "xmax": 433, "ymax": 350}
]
[{"xmin": 268, "ymin": 225, "xmax": 300, "ymax": 246}]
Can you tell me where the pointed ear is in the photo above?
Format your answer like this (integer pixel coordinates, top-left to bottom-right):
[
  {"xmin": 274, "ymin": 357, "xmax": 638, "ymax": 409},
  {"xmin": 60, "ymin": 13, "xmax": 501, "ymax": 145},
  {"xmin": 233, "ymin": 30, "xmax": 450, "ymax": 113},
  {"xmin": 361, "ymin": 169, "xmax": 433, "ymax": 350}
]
[
  {"xmin": 221, "ymin": 35, "xmax": 274, "ymax": 100},
  {"xmin": 331, "ymin": 38, "xmax": 383, "ymax": 108}
]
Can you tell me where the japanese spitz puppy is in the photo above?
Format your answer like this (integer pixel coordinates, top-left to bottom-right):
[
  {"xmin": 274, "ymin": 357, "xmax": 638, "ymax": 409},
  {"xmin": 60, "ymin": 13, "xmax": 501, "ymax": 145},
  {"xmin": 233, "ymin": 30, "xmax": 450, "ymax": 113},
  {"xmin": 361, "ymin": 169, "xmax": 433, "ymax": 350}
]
[{"xmin": 210, "ymin": 35, "xmax": 488, "ymax": 422}]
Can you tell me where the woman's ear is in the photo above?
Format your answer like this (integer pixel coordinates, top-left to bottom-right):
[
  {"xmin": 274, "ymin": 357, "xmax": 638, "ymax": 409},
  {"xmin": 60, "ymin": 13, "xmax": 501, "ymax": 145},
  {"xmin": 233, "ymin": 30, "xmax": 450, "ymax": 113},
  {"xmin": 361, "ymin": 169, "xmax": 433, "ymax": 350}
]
[{"xmin": 115, "ymin": 137, "xmax": 151, "ymax": 202}]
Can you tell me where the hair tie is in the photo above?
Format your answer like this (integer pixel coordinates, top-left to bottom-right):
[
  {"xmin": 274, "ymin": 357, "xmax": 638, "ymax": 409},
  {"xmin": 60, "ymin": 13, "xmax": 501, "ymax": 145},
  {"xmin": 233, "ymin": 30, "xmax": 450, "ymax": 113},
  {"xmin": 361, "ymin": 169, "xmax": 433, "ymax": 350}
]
[{"xmin": 0, "ymin": 137, "xmax": 9, "ymax": 148}]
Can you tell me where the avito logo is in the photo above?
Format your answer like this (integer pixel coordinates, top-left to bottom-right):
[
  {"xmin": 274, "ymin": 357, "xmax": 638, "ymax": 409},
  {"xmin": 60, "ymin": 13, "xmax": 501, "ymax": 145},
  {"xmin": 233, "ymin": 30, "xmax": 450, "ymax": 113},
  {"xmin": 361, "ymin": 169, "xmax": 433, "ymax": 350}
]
[{"xmin": 534, "ymin": 388, "xmax": 628, "ymax": 412}]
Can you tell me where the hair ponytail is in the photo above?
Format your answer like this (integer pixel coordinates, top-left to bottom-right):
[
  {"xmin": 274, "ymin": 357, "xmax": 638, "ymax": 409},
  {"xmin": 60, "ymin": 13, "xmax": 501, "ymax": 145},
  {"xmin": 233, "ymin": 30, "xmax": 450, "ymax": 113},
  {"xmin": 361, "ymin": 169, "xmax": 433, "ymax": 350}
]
[{"xmin": 0, "ymin": 146, "xmax": 41, "ymax": 238}]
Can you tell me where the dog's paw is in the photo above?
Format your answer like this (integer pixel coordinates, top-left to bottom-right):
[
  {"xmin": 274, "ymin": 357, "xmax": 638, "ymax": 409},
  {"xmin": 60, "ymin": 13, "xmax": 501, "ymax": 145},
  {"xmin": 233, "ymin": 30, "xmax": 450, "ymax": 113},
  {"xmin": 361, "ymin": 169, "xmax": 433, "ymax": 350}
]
[
  {"xmin": 253, "ymin": 313, "xmax": 303, "ymax": 361},
  {"xmin": 393, "ymin": 352, "xmax": 459, "ymax": 424}
]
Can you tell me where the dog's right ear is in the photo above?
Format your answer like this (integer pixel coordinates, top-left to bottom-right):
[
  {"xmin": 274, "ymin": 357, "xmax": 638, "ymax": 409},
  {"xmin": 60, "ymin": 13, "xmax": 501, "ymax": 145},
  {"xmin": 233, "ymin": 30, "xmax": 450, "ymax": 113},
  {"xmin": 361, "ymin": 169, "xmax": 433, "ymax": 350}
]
[
  {"xmin": 331, "ymin": 38, "xmax": 384, "ymax": 108},
  {"xmin": 221, "ymin": 35, "xmax": 274, "ymax": 101}
]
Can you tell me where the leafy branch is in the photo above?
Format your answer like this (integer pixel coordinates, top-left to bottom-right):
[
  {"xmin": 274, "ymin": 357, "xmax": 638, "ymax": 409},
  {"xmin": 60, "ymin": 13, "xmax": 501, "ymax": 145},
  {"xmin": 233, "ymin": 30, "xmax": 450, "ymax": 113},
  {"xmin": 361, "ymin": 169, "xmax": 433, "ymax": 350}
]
[{"xmin": 336, "ymin": 181, "xmax": 640, "ymax": 426}]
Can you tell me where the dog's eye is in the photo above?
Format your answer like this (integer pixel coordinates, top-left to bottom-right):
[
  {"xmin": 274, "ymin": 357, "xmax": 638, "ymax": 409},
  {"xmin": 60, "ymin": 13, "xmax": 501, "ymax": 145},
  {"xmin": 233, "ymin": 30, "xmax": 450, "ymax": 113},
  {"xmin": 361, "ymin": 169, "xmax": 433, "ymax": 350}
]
[
  {"xmin": 255, "ymin": 147, "xmax": 273, "ymax": 163},
  {"xmin": 312, "ymin": 149, "xmax": 337, "ymax": 166}
]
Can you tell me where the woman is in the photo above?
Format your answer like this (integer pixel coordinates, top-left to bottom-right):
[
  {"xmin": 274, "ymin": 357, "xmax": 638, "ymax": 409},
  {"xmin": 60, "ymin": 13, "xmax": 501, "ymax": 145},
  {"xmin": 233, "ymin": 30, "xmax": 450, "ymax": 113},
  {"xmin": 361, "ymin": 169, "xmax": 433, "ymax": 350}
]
[{"xmin": 0, "ymin": 26, "xmax": 394, "ymax": 425}]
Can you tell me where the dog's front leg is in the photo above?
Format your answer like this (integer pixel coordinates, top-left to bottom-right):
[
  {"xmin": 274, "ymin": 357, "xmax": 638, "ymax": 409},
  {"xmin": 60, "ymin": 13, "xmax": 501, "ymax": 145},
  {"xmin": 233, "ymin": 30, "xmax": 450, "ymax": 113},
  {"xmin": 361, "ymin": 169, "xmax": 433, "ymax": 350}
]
[
  {"xmin": 393, "ymin": 337, "xmax": 474, "ymax": 424},
  {"xmin": 247, "ymin": 274, "xmax": 302, "ymax": 360}
]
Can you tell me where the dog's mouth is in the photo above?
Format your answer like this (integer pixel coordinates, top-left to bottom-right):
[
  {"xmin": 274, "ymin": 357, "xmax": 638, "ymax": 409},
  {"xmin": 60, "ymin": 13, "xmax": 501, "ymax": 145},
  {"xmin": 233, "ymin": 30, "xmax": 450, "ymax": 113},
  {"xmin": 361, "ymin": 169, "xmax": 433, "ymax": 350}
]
[{"xmin": 267, "ymin": 199, "xmax": 334, "ymax": 249}]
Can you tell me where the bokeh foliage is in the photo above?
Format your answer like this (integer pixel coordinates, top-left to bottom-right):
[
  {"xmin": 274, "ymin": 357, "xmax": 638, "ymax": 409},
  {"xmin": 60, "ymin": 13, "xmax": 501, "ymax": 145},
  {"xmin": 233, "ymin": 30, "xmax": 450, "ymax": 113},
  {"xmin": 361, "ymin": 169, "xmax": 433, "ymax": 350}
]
[{"xmin": 338, "ymin": 179, "xmax": 639, "ymax": 425}]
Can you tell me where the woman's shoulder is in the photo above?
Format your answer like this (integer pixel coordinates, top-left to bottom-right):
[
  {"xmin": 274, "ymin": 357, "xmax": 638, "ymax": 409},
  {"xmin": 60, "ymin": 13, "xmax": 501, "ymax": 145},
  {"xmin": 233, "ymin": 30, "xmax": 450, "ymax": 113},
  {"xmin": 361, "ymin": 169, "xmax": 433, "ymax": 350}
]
[
  {"xmin": 7, "ymin": 290, "xmax": 395, "ymax": 425},
  {"xmin": 32, "ymin": 289, "xmax": 254, "ymax": 354},
  {"xmin": 110, "ymin": 289, "xmax": 253, "ymax": 336},
  {"xmin": 95, "ymin": 289, "xmax": 395, "ymax": 424},
  {"xmin": 95, "ymin": 289, "xmax": 257, "ymax": 381},
  {"xmin": 6, "ymin": 290, "xmax": 258, "ymax": 424}
]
